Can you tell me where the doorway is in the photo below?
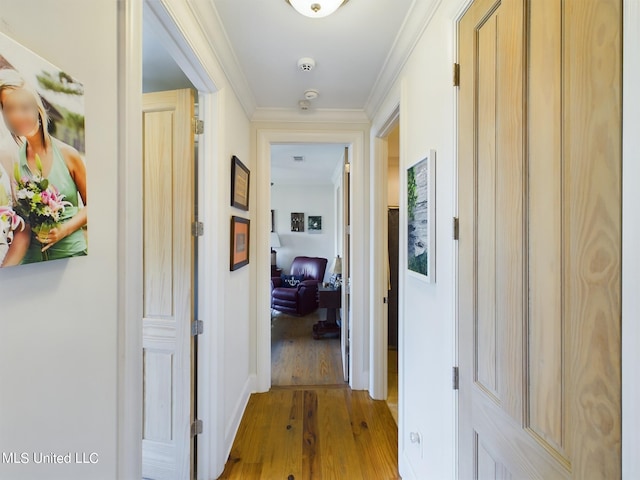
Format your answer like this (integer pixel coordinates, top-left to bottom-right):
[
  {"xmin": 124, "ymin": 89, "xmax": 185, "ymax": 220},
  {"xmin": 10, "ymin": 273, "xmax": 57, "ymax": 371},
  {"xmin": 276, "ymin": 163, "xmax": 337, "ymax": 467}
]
[
  {"xmin": 269, "ymin": 143, "xmax": 346, "ymax": 387},
  {"xmin": 255, "ymin": 129, "xmax": 367, "ymax": 393}
]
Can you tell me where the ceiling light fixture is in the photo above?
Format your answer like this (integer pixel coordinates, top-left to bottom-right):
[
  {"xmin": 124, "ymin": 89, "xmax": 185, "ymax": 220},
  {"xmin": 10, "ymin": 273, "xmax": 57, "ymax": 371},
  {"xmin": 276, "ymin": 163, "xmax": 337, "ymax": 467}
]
[
  {"xmin": 304, "ymin": 89, "xmax": 319, "ymax": 100},
  {"xmin": 286, "ymin": 0, "xmax": 349, "ymax": 19}
]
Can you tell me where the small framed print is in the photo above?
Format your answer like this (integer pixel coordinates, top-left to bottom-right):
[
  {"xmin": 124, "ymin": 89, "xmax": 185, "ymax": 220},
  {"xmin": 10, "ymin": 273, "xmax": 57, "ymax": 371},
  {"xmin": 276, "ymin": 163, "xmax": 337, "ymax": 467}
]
[
  {"xmin": 291, "ymin": 212, "xmax": 304, "ymax": 232},
  {"xmin": 230, "ymin": 216, "xmax": 250, "ymax": 271},
  {"xmin": 308, "ymin": 215, "xmax": 322, "ymax": 233},
  {"xmin": 231, "ymin": 156, "xmax": 250, "ymax": 211}
]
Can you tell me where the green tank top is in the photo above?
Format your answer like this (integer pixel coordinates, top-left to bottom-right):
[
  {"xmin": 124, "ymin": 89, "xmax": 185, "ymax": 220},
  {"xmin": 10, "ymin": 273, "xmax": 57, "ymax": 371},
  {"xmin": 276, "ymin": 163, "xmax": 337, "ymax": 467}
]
[{"xmin": 19, "ymin": 140, "xmax": 87, "ymax": 263}]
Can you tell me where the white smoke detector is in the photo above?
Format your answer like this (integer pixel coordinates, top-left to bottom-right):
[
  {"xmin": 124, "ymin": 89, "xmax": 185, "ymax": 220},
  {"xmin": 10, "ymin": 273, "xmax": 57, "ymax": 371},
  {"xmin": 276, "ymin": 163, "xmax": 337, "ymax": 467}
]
[
  {"xmin": 304, "ymin": 89, "xmax": 319, "ymax": 100},
  {"xmin": 297, "ymin": 57, "xmax": 316, "ymax": 72},
  {"xmin": 298, "ymin": 99, "xmax": 311, "ymax": 111}
]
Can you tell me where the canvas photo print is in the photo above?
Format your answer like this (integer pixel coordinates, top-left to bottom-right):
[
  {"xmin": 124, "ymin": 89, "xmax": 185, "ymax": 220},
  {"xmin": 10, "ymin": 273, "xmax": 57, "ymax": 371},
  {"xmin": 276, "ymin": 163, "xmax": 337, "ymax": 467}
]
[{"xmin": 0, "ymin": 31, "xmax": 87, "ymax": 267}]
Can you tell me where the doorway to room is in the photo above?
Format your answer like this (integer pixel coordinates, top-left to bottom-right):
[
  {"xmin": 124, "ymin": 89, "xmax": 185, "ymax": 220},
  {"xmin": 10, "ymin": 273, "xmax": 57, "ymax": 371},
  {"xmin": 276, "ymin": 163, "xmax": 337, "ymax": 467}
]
[{"xmin": 269, "ymin": 143, "xmax": 347, "ymax": 387}]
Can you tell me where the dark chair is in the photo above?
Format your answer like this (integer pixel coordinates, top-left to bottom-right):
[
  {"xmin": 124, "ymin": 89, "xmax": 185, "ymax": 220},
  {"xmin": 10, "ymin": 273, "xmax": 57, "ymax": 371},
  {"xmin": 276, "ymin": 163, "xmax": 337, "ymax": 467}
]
[{"xmin": 271, "ymin": 256, "xmax": 328, "ymax": 316}]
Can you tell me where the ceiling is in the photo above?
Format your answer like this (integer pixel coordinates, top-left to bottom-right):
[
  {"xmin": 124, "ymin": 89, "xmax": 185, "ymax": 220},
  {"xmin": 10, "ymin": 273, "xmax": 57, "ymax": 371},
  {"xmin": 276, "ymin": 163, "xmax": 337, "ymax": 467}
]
[
  {"xmin": 142, "ymin": 0, "xmax": 430, "ymax": 183},
  {"xmin": 271, "ymin": 143, "xmax": 346, "ymax": 185}
]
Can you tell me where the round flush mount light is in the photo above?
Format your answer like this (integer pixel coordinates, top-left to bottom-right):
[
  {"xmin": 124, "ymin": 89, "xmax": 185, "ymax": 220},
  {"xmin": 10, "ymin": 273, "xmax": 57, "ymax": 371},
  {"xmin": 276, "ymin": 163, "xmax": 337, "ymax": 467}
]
[
  {"xmin": 297, "ymin": 57, "xmax": 316, "ymax": 72},
  {"xmin": 304, "ymin": 89, "xmax": 319, "ymax": 100},
  {"xmin": 286, "ymin": 0, "xmax": 349, "ymax": 19}
]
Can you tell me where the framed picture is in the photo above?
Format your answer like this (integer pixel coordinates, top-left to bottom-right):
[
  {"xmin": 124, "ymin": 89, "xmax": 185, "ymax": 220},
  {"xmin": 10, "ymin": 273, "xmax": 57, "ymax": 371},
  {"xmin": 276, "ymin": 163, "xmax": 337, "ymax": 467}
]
[
  {"xmin": 230, "ymin": 216, "xmax": 250, "ymax": 271},
  {"xmin": 291, "ymin": 212, "xmax": 304, "ymax": 232},
  {"xmin": 308, "ymin": 215, "xmax": 322, "ymax": 233},
  {"xmin": 231, "ymin": 155, "xmax": 250, "ymax": 210},
  {"xmin": 407, "ymin": 150, "xmax": 436, "ymax": 282},
  {"xmin": 271, "ymin": 209, "xmax": 275, "ymax": 232}
]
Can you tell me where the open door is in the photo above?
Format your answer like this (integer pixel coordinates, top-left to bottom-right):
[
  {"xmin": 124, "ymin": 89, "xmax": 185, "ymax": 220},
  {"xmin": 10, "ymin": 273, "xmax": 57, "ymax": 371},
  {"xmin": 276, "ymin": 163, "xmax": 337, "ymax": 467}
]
[
  {"xmin": 142, "ymin": 89, "xmax": 196, "ymax": 480},
  {"xmin": 458, "ymin": 0, "xmax": 621, "ymax": 478},
  {"xmin": 341, "ymin": 146, "xmax": 350, "ymax": 383}
]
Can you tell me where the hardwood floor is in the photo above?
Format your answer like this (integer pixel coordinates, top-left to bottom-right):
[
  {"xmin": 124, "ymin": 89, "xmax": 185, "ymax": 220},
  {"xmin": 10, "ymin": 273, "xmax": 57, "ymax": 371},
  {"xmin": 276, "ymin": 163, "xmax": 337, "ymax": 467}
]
[
  {"xmin": 271, "ymin": 311, "xmax": 344, "ymax": 386},
  {"xmin": 218, "ymin": 387, "xmax": 400, "ymax": 479},
  {"xmin": 217, "ymin": 311, "xmax": 400, "ymax": 479},
  {"xmin": 387, "ymin": 348, "xmax": 398, "ymax": 425}
]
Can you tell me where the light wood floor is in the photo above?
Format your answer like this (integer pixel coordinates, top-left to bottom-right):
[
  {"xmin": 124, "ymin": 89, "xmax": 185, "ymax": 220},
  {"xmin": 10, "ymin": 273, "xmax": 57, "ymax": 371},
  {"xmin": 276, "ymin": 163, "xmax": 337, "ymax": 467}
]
[
  {"xmin": 271, "ymin": 311, "xmax": 344, "ymax": 386},
  {"xmin": 387, "ymin": 348, "xmax": 398, "ymax": 425},
  {"xmin": 218, "ymin": 387, "xmax": 400, "ymax": 479},
  {"xmin": 217, "ymin": 311, "xmax": 400, "ymax": 479}
]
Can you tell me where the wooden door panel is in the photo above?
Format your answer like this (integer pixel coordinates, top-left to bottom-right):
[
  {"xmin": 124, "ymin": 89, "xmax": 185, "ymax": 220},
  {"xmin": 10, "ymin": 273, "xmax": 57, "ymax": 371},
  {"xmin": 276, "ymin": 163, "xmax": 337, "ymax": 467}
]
[
  {"xmin": 459, "ymin": 0, "xmax": 621, "ymax": 478},
  {"xmin": 142, "ymin": 89, "xmax": 195, "ymax": 480}
]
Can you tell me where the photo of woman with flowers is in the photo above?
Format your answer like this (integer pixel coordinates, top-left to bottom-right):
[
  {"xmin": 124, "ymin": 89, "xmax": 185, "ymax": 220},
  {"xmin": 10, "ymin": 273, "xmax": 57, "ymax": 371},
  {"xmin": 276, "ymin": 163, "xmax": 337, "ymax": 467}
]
[{"xmin": 0, "ymin": 31, "xmax": 87, "ymax": 267}]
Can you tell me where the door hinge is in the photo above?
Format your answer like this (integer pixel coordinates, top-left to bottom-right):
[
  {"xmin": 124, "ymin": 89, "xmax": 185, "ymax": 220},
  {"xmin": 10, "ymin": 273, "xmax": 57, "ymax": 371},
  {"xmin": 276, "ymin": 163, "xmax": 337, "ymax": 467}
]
[
  {"xmin": 452, "ymin": 366, "xmax": 459, "ymax": 390},
  {"xmin": 191, "ymin": 419, "xmax": 203, "ymax": 437},
  {"xmin": 453, "ymin": 63, "xmax": 460, "ymax": 87},
  {"xmin": 192, "ymin": 221, "xmax": 204, "ymax": 237},
  {"xmin": 191, "ymin": 320, "xmax": 203, "ymax": 336},
  {"xmin": 344, "ymin": 162, "xmax": 351, "ymax": 174},
  {"xmin": 453, "ymin": 217, "xmax": 459, "ymax": 240},
  {"xmin": 194, "ymin": 118, "xmax": 204, "ymax": 135}
]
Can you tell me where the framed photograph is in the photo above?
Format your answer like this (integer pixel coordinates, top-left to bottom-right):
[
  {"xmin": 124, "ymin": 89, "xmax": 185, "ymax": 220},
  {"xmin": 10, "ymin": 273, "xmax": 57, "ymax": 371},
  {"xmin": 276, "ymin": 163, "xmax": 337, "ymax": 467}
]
[
  {"xmin": 308, "ymin": 215, "xmax": 322, "ymax": 233},
  {"xmin": 271, "ymin": 209, "xmax": 275, "ymax": 232},
  {"xmin": 407, "ymin": 150, "xmax": 436, "ymax": 282},
  {"xmin": 231, "ymin": 155, "xmax": 250, "ymax": 210},
  {"xmin": 291, "ymin": 212, "xmax": 304, "ymax": 232},
  {"xmin": 230, "ymin": 216, "xmax": 250, "ymax": 271}
]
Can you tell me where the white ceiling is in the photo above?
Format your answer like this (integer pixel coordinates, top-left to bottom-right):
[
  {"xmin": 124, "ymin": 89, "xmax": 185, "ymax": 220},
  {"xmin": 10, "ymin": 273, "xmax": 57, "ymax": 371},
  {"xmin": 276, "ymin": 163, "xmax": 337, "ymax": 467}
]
[
  {"xmin": 210, "ymin": 0, "xmax": 413, "ymax": 111},
  {"xmin": 271, "ymin": 143, "xmax": 345, "ymax": 185}
]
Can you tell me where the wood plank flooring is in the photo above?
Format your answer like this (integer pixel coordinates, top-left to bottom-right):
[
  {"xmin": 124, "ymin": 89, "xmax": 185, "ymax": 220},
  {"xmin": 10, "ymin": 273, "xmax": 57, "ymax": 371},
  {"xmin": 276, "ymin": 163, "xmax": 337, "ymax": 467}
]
[
  {"xmin": 217, "ymin": 311, "xmax": 400, "ymax": 479},
  {"xmin": 271, "ymin": 311, "xmax": 344, "ymax": 386},
  {"xmin": 218, "ymin": 387, "xmax": 400, "ymax": 479}
]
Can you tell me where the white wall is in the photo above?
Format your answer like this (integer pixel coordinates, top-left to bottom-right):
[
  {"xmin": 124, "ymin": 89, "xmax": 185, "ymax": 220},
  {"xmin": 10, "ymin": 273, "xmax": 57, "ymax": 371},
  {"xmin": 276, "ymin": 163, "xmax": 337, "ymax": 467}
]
[
  {"xmin": 370, "ymin": 0, "xmax": 468, "ymax": 478},
  {"xmin": 271, "ymin": 183, "xmax": 336, "ymax": 282},
  {"xmin": 0, "ymin": 2, "xmax": 119, "ymax": 480},
  {"xmin": 623, "ymin": 1, "xmax": 640, "ymax": 478}
]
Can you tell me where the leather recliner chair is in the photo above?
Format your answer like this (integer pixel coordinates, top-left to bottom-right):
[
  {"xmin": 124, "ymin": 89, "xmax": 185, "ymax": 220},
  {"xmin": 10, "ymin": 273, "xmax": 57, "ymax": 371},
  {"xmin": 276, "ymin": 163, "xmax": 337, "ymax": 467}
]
[{"xmin": 271, "ymin": 256, "xmax": 328, "ymax": 316}]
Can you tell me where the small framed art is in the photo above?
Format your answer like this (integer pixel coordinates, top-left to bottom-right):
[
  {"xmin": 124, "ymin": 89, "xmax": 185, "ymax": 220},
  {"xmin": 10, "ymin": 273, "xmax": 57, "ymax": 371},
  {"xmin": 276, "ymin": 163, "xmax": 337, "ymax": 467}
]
[
  {"xmin": 230, "ymin": 216, "xmax": 250, "ymax": 271},
  {"xmin": 231, "ymin": 156, "xmax": 250, "ymax": 210}
]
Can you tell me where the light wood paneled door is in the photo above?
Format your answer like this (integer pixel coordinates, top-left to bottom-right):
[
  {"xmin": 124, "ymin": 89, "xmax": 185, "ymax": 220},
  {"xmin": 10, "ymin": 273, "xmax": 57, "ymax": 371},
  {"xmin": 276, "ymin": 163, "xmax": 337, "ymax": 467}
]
[
  {"xmin": 341, "ymin": 146, "xmax": 351, "ymax": 382},
  {"xmin": 458, "ymin": 0, "xmax": 621, "ymax": 478},
  {"xmin": 142, "ymin": 89, "xmax": 195, "ymax": 480}
]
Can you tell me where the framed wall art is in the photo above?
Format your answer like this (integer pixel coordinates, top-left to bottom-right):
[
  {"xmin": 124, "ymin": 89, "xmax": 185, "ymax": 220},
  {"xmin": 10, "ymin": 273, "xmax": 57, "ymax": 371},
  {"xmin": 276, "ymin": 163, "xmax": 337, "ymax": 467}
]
[
  {"xmin": 291, "ymin": 212, "xmax": 304, "ymax": 232},
  {"xmin": 308, "ymin": 215, "xmax": 322, "ymax": 233},
  {"xmin": 230, "ymin": 216, "xmax": 250, "ymax": 271},
  {"xmin": 231, "ymin": 155, "xmax": 250, "ymax": 210},
  {"xmin": 407, "ymin": 150, "xmax": 436, "ymax": 282}
]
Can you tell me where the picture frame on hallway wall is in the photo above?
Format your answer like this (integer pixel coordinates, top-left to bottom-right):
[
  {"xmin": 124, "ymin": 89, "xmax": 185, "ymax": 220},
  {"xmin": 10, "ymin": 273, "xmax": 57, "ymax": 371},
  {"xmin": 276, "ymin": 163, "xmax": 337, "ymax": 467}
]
[
  {"xmin": 406, "ymin": 150, "xmax": 436, "ymax": 283},
  {"xmin": 230, "ymin": 216, "xmax": 250, "ymax": 271},
  {"xmin": 231, "ymin": 155, "xmax": 250, "ymax": 210},
  {"xmin": 291, "ymin": 212, "xmax": 304, "ymax": 232},
  {"xmin": 308, "ymin": 215, "xmax": 322, "ymax": 233},
  {"xmin": 0, "ymin": 31, "xmax": 88, "ymax": 268}
]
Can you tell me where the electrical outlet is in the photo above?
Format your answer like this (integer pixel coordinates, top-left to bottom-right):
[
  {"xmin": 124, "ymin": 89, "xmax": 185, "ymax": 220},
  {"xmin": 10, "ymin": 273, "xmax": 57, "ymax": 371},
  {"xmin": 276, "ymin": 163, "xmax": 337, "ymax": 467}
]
[{"xmin": 409, "ymin": 431, "xmax": 423, "ymax": 458}]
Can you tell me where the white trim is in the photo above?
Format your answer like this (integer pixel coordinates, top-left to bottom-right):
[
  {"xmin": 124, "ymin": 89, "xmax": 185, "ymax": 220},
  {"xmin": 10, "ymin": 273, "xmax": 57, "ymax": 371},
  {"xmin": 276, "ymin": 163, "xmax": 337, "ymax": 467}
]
[
  {"xmin": 117, "ymin": 1, "xmax": 143, "ymax": 479},
  {"xmin": 252, "ymin": 107, "xmax": 370, "ymax": 124},
  {"xmin": 365, "ymin": 0, "xmax": 443, "ymax": 119},
  {"xmin": 622, "ymin": 1, "xmax": 640, "ymax": 478},
  {"xmin": 256, "ymin": 128, "xmax": 368, "ymax": 392}
]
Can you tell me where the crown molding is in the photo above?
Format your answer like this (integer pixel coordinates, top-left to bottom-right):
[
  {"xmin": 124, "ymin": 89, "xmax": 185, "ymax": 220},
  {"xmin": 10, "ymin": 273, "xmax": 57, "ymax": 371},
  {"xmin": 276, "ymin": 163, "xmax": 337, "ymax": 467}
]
[
  {"xmin": 185, "ymin": 0, "xmax": 257, "ymax": 118},
  {"xmin": 252, "ymin": 107, "xmax": 370, "ymax": 124},
  {"xmin": 365, "ymin": 0, "xmax": 442, "ymax": 119}
]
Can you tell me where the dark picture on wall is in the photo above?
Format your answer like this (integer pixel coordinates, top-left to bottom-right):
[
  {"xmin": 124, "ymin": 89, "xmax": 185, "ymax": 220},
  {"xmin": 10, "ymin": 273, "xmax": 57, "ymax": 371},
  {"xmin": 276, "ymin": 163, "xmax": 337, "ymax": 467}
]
[
  {"xmin": 0, "ymin": 31, "xmax": 87, "ymax": 267},
  {"xmin": 308, "ymin": 215, "xmax": 322, "ymax": 233},
  {"xmin": 407, "ymin": 150, "xmax": 436, "ymax": 282},
  {"xmin": 230, "ymin": 216, "xmax": 250, "ymax": 271},
  {"xmin": 291, "ymin": 212, "xmax": 304, "ymax": 232},
  {"xmin": 231, "ymin": 155, "xmax": 250, "ymax": 211}
]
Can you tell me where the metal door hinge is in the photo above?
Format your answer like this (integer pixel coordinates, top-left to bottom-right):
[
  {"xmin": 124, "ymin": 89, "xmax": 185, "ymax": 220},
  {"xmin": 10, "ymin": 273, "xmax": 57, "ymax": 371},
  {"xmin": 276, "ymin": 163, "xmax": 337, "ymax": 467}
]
[
  {"xmin": 453, "ymin": 366, "xmax": 459, "ymax": 390},
  {"xmin": 191, "ymin": 419, "xmax": 203, "ymax": 436},
  {"xmin": 194, "ymin": 118, "xmax": 204, "ymax": 135},
  {"xmin": 191, "ymin": 320, "xmax": 203, "ymax": 336},
  {"xmin": 192, "ymin": 221, "xmax": 204, "ymax": 237},
  {"xmin": 453, "ymin": 63, "xmax": 460, "ymax": 87},
  {"xmin": 453, "ymin": 217, "xmax": 459, "ymax": 240},
  {"xmin": 344, "ymin": 163, "xmax": 351, "ymax": 174}
]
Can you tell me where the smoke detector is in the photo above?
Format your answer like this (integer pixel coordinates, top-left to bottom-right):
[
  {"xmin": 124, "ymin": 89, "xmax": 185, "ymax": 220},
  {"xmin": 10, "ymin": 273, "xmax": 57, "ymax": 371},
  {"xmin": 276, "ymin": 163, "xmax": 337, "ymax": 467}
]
[
  {"xmin": 304, "ymin": 89, "xmax": 319, "ymax": 100},
  {"xmin": 298, "ymin": 99, "xmax": 311, "ymax": 111},
  {"xmin": 297, "ymin": 57, "xmax": 316, "ymax": 72}
]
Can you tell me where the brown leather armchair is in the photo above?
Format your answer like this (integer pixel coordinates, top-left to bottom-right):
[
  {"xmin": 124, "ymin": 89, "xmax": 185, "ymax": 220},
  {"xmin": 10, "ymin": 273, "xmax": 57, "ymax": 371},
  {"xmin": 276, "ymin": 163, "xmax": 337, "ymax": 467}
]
[{"xmin": 271, "ymin": 256, "xmax": 328, "ymax": 316}]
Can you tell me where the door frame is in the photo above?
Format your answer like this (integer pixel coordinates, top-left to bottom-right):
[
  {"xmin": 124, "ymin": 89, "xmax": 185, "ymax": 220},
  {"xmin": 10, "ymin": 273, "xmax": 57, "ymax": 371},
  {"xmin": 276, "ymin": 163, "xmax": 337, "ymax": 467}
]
[
  {"xmin": 255, "ymin": 128, "xmax": 367, "ymax": 392},
  {"xmin": 118, "ymin": 0, "xmax": 224, "ymax": 478}
]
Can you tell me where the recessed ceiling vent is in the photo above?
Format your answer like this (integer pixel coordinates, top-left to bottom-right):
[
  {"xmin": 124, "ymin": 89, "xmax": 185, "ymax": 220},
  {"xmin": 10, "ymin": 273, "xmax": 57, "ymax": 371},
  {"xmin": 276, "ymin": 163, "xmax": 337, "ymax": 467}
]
[{"xmin": 293, "ymin": 156, "xmax": 305, "ymax": 162}]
